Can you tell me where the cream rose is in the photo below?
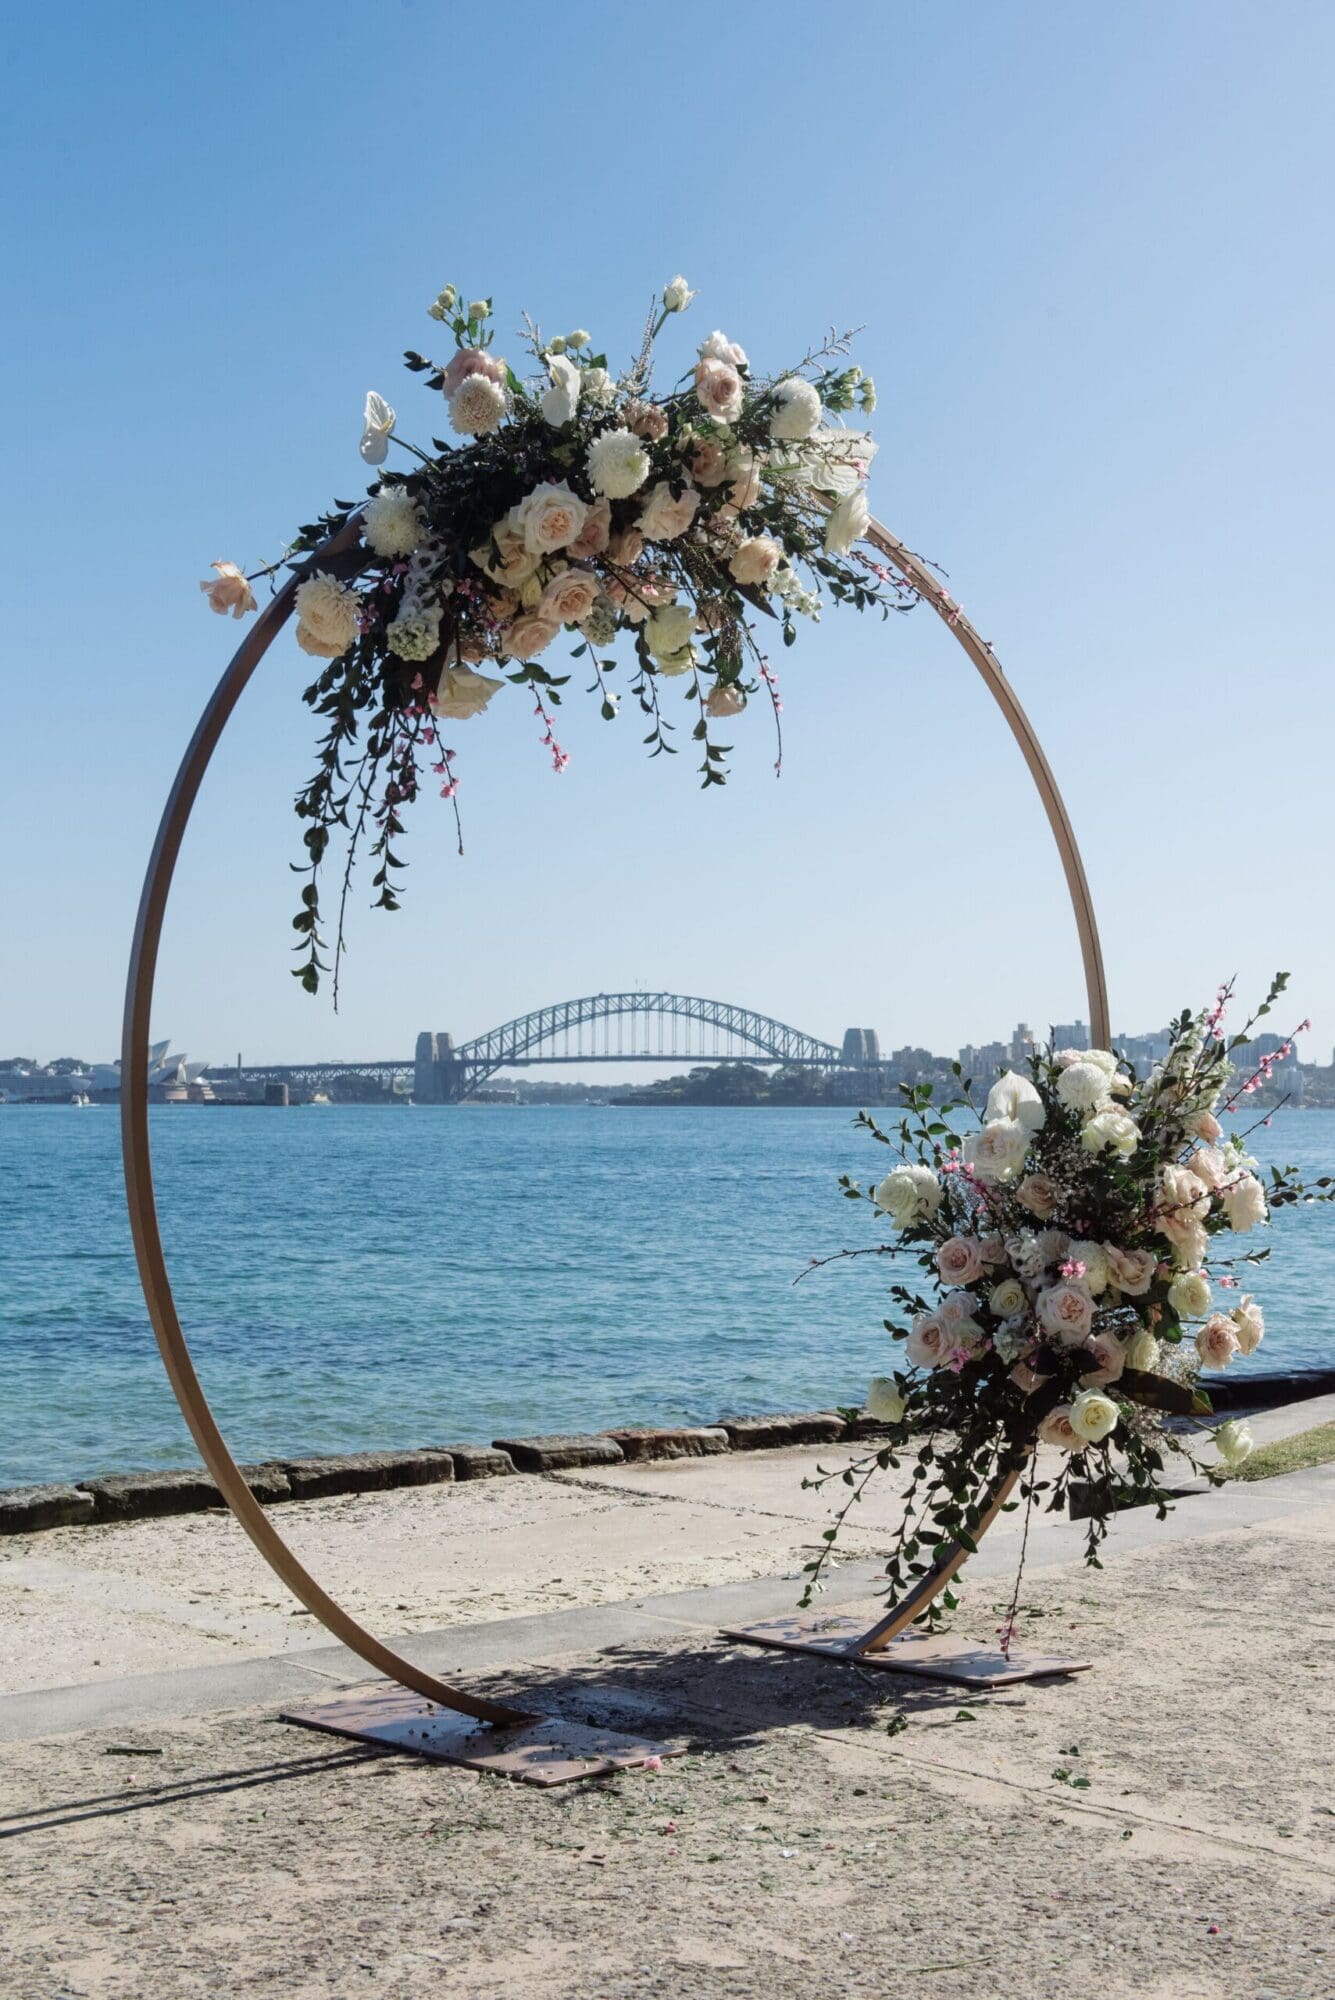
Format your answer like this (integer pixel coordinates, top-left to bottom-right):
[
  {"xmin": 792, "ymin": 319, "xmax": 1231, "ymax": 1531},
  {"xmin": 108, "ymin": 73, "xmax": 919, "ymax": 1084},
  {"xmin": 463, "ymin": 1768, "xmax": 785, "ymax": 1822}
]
[
  {"xmin": 728, "ymin": 536, "xmax": 783, "ymax": 587},
  {"xmin": 872, "ymin": 1164, "xmax": 943, "ymax": 1227},
  {"xmin": 638, "ymin": 481, "xmax": 700, "ymax": 543},
  {"xmin": 431, "ymin": 666, "xmax": 504, "ymax": 720},
  {"xmin": 1125, "ymin": 1327, "xmax": 1159, "ymax": 1373},
  {"xmin": 699, "ymin": 329, "xmax": 748, "ymax": 368},
  {"xmin": 517, "ymin": 482, "xmax": 588, "ymax": 556},
  {"xmin": 1017, "ymin": 1172, "xmax": 1060, "ymax": 1219},
  {"xmin": 1231, "ymin": 1294, "xmax": 1265, "ymax": 1354},
  {"xmin": 1069, "ymin": 1389, "xmax": 1119, "ymax": 1445},
  {"xmin": 1103, "ymin": 1244, "xmax": 1157, "ymax": 1296},
  {"xmin": 985, "ymin": 1071, "xmax": 1046, "ymax": 1133},
  {"xmin": 540, "ymin": 568, "xmax": 601, "ymax": 626},
  {"xmin": 499, "ymin": 612, "xmax": 560, "ymax": 661},
  {"xmin": 1222, "ymin": 1173, "xmax": 1267, "ymax": 1233},
  {"xmin": 963, "ymin": 1118, "xmax": 1030, "ymax": 1183},
  {"xmin": 705, "ymin": 683, "xmax": 746, "ymax": 717},
  {"xmin": 470, "ymin": 513, "xmax": 542, "ymax": 589},
  {"xmin": 1156, "ymin": 1165, "xmax": 1211, "ymax": 1253},
  {"xmin": 905, "ymin": 1312, "xmax": 952, "ymax": 1369},
  {"xmin": 988, "ymin": 1277, "xmax": 1027, "ymax": 1318},
  {"xmin": 1189, "ymin": 1144, "xmax": 1228, "ymax": 1189},
  {"xmin": 567, "ymin": 498, "xmax": 611, "ymax": 560},
  {"xmin": 1080, "ymin": 1107, "xmax": 1141, "ymax": 1158},
  {"xmin": 866, "ymin": 1377, "xmax": 907, "ymax": 1424},
  {"xmin": 1168, "ymin": 1269, "xmax": 1212, "ymax": 1319},
  {"xmin": 726, "ymin": 447, "xmax": 764, "ymax": 511},
  {"xmin": 1196, "ymin": 1313, "xmax": 1240, "ymax": 1369},
  {"xmin": 694, "ymin": 357, "xmax": 744, "ymax": 424},
  {"xmin": 1038, "ymin": 1406, "xmax": 1086, "ymax": 1453},
  {"xmin": 1191, "ymin": 1110, "xmax": 1223, "ymax": 1143},
  {"xmin": 690, "ymin": 440, "xmax": 729, "ymax": 487},
  {"xmin": 1037, "ymin": 1280, "xmax": 1095, "ymax": 1345},
  {"xmin": 199, "ymin": 560, "xmax": 256, "ymax": 618}
]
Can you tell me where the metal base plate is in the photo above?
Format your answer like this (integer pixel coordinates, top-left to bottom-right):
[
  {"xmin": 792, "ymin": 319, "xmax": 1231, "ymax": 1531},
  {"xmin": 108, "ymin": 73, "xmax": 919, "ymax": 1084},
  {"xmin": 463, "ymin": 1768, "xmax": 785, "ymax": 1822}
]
[
  {"xmin": 281, "ymin": 1684, "xmax": 683, "ymax": 1787},
  {"xmin": 723, "ymin": 1613, "xmax": 1092, "ymax": 1687}
]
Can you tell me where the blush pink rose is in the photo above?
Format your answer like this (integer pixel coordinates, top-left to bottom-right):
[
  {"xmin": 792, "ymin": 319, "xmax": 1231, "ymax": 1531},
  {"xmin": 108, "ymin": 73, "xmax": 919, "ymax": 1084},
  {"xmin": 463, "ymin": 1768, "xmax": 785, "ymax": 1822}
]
[
  {"xmin": 1190, "ymin": 1110, "xmax": 1223, "ymax": 1142},
  {"xmin": 1230, "ymin": 1294, "xmax": 1265, "ymax": 1354},
  {"xmin": 567, "ymin": 498, "xmax": 611, "ymax": 559},
  {"xmin": 1036, "ymin": 1281, "xmax": 1095, "ymax": 1345},
  {"xmin": 690, "ymin": 440, "xmax": 730, "ymax": 487},
  {"xmin": 904, "ymin": 1313, "xmax": 952, "ymax": 1369},
  {"xmin": 694, "ymin": 357, "xmax": 744, "ymax": 424},
  {"xmin": 199, "ymin": 560, "xmax": 256, "ymax": 618},
  {"xmin": 1017, "ymin": 1173, "xmax": 1059, "ymax": 1220},
  {"xmin": 638, "ymin": 481, "xmax": 700, "ymax": 543},
  {"xmin": 936, "ymin": 1236, "xmax": 985, "ymax": 1287},
  {"xmin": 1080, "ymin": 1332, "xmax": 1127, "ymax": 1387},
  {"xmin": 1037, "ymin": 1406, "xmax": 1086, "ymax": 1453},
  {"xmin": 1103, "ymin": 1244, "xmax": 1158, "ymax": 1296},
  {"xmin": 499, "ymin": 612, "xmax": 560, "ymax": 661},
  {"xmin": 1196, "ymin": 1314, "xmax": 1240, "ymax": 1369},
  {"xmin": 539, "ymin": 567, "xmax": 601, "ymax": 625},
  {"xmin": 441, "ymin": 348, "xmax": 508, "ymax": 397}
]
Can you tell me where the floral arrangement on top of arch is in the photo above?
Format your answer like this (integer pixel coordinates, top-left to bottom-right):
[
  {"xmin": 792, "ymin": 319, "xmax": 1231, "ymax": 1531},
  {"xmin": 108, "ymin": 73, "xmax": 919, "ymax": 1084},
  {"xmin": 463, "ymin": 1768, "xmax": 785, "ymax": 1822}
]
[
  {"xmin": 801, "ymin": 974, "xmax": 1332, "ymax": 1639},
  {"xmin": 200, "ymin": 275, "xmax": 903, "ymax": 996}
]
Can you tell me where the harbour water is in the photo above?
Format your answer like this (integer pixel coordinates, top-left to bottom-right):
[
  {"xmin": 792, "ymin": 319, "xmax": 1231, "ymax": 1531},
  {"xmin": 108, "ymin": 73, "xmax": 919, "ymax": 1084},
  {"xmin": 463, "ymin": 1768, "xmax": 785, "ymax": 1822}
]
[{"xmin": 2, "ymin": 1104, "xmax": 1332, "ymax": 1490}]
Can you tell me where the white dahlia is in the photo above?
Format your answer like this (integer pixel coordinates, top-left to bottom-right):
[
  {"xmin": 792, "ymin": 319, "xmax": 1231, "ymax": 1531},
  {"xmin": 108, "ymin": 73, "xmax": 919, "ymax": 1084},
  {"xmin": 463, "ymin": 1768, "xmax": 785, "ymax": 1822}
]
[
  {"xmin": 587, "ymin": 427, "xmax": 651, "ymax": 500},
  {"xmin": 294, "ymin": 572, "xmax": 360, "ymax": 658},
  {"xmin": 362, "ymin": 487, "xmax": 423, "ymax": 558},
  {"xmin": 769, "ymin": 377, "xmax": 822, "ymax": 441},
  {"xmin": 449, "ymin": 374, "xmax": 507, "ymax": 436}
]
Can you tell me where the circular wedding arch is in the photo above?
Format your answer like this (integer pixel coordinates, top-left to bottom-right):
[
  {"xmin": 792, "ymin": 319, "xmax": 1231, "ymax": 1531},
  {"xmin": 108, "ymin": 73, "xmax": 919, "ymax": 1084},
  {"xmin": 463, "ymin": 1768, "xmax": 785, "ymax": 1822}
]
[{"xmin": 122, "ymin": 514, "xmax": 1110, "ymax": 1724}]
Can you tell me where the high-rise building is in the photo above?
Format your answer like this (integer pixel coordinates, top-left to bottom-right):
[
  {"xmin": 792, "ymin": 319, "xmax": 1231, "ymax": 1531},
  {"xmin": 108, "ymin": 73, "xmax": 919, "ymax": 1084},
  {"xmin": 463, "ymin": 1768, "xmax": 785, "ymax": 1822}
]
[{"xmin": 1051, "ymin": 1020, "xmax": 1090, "ymax": 1052}]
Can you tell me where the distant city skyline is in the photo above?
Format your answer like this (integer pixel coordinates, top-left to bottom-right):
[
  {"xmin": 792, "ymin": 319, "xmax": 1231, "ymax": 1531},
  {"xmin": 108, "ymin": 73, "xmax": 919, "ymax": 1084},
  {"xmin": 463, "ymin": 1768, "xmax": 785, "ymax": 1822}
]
[{"xmin": 2, "ymin": 3, "xmax": 1331, "ymax": 1063}]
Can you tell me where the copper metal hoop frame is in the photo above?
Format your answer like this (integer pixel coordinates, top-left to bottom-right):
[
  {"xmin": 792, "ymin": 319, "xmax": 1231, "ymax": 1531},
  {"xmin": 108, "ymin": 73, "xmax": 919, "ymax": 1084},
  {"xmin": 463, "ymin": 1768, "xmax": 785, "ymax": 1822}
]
[{"xmin": 121, "ymin": 512, "xmax": 1109, "ymax": 1747}]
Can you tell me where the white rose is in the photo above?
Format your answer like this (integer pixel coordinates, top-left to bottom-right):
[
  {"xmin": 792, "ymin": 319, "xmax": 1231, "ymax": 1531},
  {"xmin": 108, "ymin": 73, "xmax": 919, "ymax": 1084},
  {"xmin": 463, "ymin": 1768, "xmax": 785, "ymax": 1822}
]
[
  {"xmin": 540, "ymin": 352, "xmax": 581, "ymax": 427},
  {"xmin": 1125, "ymin": 1327, "xmax": 1159, "ymax": 1372},
  {"xmin": 293, "ymin": 572, "xmax": 360, "ymax": 658},
  {"xmin": 516, "ymin": 482, "xmax": 588, "ymax": 555},
  {"xmin": 1222, "ymin": 1173, "xmax": 1267, "ymax": 1233},
  {"xmin": 699, "ymin": 329, "xmax": 748, "ymax": 368},
  {"xmin": 1215, "ymin": 1419, "xmax": 1254, "ymax": 1469},
  {"xmin": 1080, "ymin": 1108, "xmax": 1140, "ymax": 1158},
  {"xmin": 1057, "ymin": 1061, "xmax": 1111, "ymax": 1113},
  {"xmin": 989, "ymin": 1277, "xmax": 1027, "ymax": 1318},
  {"xmin": 962, "ymin": 1118, "xmax": 1030, "ymax": 1183},
  {"xmin": 587, "ymin": 427, "xmax": 651, "ymax": 500},
  {"xmin": 728, "ymin": 536, "xmax": 783, "ymax": 587},
  {"xmin": 645, "ymin": 602, "xmax": 696, "ymax": 662},
  {"xmin": 662, "ymin": 274, "xmax": 695, "ymax": 312},
  {"xmin": 866, "ymin": 1377, "xmax": 907, "ymax": 1424},
  {"xmin": 872, "ymin": 1163, "xmax": 943, "ymax": 1227},
  {"xmin": 582, "ymin": 365, "xmax": 616, "ymax": 408},
  {"xmin": 565, "ymin": 329, "xmax": 591, "ymax": 350},
  {"xmin": 985, "ymin": 1071, "xmax": 1047, "ymax": 1133},
  {"xmin": 1068, "ymin": 1389, "xmax": 1119, "ymax": 1445},
  {"xmin": 769, "ymin": 376, "xmax": 822, "ymax": 441},
  {"xmin": 822, "ymin": 487, "xmax": 871, "ymax": 555},
  {"xmin": 359, "ymin": 390, "xmax": 395, "ymax": 464},
  {"xmin": 638, "ymin": 481, "xmax": 700, "ymax": 542},
  {"xmin": 1168, "ymin": 1269, "xmax": 1212, "ymax": 1319},
  {"xmin": 1156, "ymin": 1165, "xmax": 1211, "ymax": 1255}
]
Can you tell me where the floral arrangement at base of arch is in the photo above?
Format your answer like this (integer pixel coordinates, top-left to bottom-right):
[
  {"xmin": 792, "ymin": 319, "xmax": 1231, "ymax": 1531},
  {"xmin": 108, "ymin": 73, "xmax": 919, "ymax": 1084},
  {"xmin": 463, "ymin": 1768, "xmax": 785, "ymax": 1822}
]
[
  {"xmin": 200, "ymin": 276, "xmax": 909, "ymax": 996},
  {"xmin": 801, "ymin": 974, "xmax": 1331, "ymax": 1645}
]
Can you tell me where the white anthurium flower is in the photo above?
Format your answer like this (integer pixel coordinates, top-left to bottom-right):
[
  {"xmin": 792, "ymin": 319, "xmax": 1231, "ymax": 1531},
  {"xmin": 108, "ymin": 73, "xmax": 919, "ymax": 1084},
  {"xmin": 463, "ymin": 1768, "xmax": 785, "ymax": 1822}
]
[
  {"xmin": 985, "ymin": 1070, "xmax": 1047, "ymax": 1133},
  {"xmin": 359, "ymin": 391, "xmax": 396, "ymax": 464},
  {"xmin": 540, "ymin": 352, "xmax": 581, "ymax": 427},
  {"xmin": 823, "ymin": 487, "xmax": 871, "ymax": 555}
]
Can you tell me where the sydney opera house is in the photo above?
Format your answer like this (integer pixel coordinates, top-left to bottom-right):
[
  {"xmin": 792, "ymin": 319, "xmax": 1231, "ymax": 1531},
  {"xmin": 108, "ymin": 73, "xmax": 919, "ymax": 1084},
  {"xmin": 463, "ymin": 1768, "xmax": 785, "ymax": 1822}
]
[{"xmin": 0, "ymin": 1043, "xmax": 215, "ymax": 1104}]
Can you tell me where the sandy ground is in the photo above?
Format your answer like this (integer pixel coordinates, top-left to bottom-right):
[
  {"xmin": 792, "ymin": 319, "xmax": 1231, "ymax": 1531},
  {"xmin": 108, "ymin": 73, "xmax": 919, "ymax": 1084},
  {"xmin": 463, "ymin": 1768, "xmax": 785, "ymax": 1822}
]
[
  {"xmin": 2, "ymin": 1499, "xmax": 1333, "ymax": 2000},
  {"xmin": 3, "ymin": 1395, "xmax": 1332, "ymax": 1697}
]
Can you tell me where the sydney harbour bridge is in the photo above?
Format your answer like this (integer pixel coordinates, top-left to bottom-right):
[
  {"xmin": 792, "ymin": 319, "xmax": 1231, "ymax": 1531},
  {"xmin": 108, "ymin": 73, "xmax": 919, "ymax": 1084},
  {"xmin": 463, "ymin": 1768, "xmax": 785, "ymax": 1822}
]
[{"xmin": 233, "ymin": 991, "xmax": 882, "ymax": 1104}]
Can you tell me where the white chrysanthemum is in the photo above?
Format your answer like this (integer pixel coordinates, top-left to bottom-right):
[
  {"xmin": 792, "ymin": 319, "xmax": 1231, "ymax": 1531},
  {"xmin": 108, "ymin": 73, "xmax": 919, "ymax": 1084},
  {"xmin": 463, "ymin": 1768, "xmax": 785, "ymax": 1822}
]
[
  {"xmin": 294, "ymin": 572, "xmax": 360, "ymax": 657},
  {"xmin": 449, "ymin": 375, "xmax": 507, "ymax": 436},
  {"xmin": 587, "ymin": 427, "xmax": 651, "ymax": 499},
  {"xmin": 1056, "ymin": 1061, "xmax": 1111, "ymax": 1114},
  {"xmin": 769, "ymin": 376, "xmax": 822, "ymax": 442},
  {"xmin": 386, "ymin": 605, "xmax": 442, "ymax": 661},
  {"xmin": 362, "ymin": 487, "xmax": 423, "ymax": 558}
]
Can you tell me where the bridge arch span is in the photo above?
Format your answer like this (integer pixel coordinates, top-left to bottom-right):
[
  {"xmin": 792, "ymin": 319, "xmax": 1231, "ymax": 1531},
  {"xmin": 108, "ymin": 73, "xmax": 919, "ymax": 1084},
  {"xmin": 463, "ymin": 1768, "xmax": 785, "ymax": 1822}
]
[{"xmin": 420, "ymin": 992, "xmax": 843, "ymax": 1101}]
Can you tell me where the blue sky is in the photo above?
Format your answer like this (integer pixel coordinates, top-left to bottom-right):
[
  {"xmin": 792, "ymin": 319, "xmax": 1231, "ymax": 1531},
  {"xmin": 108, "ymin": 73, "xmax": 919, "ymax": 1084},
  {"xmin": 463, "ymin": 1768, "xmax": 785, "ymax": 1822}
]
[{"xmin": 2, "ymin": 0, "xmax": 1331, "ymax": 1071}]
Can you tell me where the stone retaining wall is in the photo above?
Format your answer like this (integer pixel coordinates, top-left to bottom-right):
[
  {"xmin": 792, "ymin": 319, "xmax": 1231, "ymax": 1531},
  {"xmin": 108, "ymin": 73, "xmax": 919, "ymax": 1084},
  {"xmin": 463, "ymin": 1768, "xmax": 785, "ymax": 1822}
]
[{"xmin": 0, "ymin": 1411, "xmax": 888, "ymax": 1536}]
